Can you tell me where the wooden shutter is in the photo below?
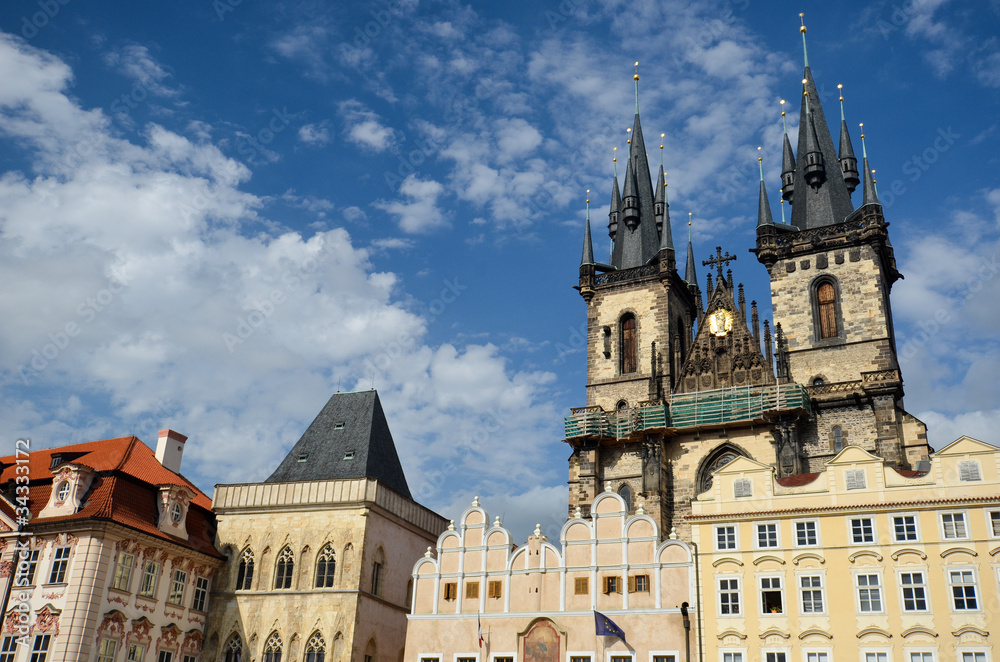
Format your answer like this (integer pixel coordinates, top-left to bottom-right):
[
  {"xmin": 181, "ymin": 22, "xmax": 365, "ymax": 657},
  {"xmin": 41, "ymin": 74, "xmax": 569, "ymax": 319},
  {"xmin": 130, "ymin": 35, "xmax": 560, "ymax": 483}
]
[
  {"xmin": 817, "ymin": 283, "xmax": 837, "ymax": 338},
  {"xmin": 621, "ymin": 315, "xmax": 637, "ymax": 373}
]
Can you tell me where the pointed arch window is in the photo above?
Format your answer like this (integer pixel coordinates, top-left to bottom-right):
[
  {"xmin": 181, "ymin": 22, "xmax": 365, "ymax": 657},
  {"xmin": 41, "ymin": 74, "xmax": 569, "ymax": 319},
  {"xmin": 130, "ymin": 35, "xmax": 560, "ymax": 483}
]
[
  {"xmin": 618, "ymin": 484, "xmax": 632, "ymax": 512},
  {"xmin": 371, "ymin": 547, "xmax": 385, "ymax": 596},
  {"xmin": 224, "ymin": 635, "xmax": 243, "ymax": 662},
  {"xmin": 274, "ymin": 546, "xmax": 294, "ymax": 589},
  {"xmin": 833, "ymin": 426, "xmax": 843, "ymax": 452},
  {"xmin": 620, "ymin": 313, "xmax": 637, "ymax": 374},
  {"xmin": 817, "ymin": 281, "xmax": 837, "ymax": 339},
  {"xmin": 316, "ymin": 544, "xmax": 336, "ymax": 588},
  {"xmin": 236, "ymin": 549, "xmax": 254, "ymax": 591},
  {"xmin": 262, "ymin": 632, "xmax": 282, "ymax": 662},
  {"xmin": 698, "ymin": 446, "xmax": 748, "ymax": 494},
  {"xmin": 305, "ymin": 632, "xmax": 326, "ymax": 662}
]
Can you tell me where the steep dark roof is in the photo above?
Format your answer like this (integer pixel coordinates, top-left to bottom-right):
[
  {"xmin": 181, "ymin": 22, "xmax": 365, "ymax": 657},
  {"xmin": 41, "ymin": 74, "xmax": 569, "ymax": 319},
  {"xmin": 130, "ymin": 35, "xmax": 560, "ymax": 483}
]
[
  {"xmin": 610, "ymin": 113, "xmax": 661, "ymax": 269},
  {"xmin": 265, "ymin": 390, "xmax": 412, "ymax": 498}
]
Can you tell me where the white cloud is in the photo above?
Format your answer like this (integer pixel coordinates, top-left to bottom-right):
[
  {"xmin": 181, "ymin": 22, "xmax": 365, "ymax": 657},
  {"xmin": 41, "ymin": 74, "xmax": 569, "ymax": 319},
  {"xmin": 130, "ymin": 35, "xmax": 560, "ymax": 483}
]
[
  {"xmin": 339, "ymin": 100, "xmax": 395, "ymax": 152},
  {"xmin": 103, "ymin": 43, "xmax": 180, "ymax": 97},
  {"xmin": 374, "ymin": 175, "xmax": 448, "ymax": 233},
  {"xmin": 298, "ymin": 122, "xmax": 332, "ymax": 146},
  {"xmin": 269, "ymin": 24, "xmax": 333, "ymax": 80}
]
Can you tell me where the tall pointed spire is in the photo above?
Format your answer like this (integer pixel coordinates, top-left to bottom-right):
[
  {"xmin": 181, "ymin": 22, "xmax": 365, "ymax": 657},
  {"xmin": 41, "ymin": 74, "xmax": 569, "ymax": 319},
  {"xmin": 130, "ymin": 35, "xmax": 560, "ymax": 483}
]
[
  {"xmin": 801, "ymin": 83, "xmax": 826, "ymax": 189},
  {"xmin": 654, "ymin": 135, "xmax": 666, "ymax": 232},
  {"xmin": 780, "ymin": 99, "xmax": 796, "ymax": 202},
  {"xmin": 581, "ymin": 190, "xmax": 595, "ymax": 266},
  {"xmin": 757, "ymin": 148, "xmax": 775, "ymax": 227},
  {"xmin": 837, "ymin": 84, "xmax": 860, "ymax": 194},
  {"xmin": 608, "ymin": 147, "xmax": 621, "ymax": 243},
  {"xmin": 685, "ymin": 213, "xmax": 698, "ymax": 286},
  {"xmin": 860, "ymin": 124, "xmax": 880, "ymax": 206}
]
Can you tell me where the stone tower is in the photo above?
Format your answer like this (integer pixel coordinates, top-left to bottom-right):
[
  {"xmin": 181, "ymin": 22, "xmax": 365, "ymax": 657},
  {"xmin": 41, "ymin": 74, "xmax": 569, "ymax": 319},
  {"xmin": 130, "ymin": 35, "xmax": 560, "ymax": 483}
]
[{"xmin": 565, "ymin": 29, "xmax": 932, "ymax": 540}]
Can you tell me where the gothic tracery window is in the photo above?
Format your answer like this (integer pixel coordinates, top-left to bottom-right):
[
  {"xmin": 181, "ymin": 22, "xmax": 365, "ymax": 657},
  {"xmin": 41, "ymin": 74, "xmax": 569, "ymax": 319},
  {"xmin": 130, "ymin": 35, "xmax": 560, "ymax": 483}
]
[
  {"xmin": 620, "ymin": 313, "xmax": 637, "ymax": 374},
  {"xmin": 698, "ymin": 447, "xmax": 746, "ymax": 494},
  {"xmin": 315, "ymin": 544, "xmax": 336, "ymax": 588},
  {"xmin": 262, "ymin": 632, "xmax": 282, "ymax": 662},
  {"xmin": 817, "ymin": 281, "xmax": 838, "ymax": 339},
  {"xmin": 224, "ymin": 635, "xmax": 243, "ymax": 662},
  {"xmin": 236, "ymin": 548, "xmax": 254, "ymax": 591},
  {"xmin": 274, "ymin": 546, "xmax": 294, "ymax": 589},
  {"xmin": 305, "ymin": 632, "xmax": 326, "ymax": 662}
]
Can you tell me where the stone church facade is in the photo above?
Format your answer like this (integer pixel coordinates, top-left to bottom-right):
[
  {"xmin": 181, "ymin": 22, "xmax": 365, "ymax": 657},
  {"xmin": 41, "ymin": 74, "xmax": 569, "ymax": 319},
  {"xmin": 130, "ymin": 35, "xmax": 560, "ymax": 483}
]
[{"xmin": 568, "ymin": 27, "xmax": 933, "ymax": 542}]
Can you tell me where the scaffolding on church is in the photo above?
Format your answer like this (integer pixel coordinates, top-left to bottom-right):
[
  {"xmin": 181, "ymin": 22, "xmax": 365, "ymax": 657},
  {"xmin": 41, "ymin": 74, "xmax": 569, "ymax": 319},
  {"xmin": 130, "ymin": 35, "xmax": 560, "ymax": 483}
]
[{"xmin": 564, "ymin": 383, "xmax": 811, "ymax": 440}]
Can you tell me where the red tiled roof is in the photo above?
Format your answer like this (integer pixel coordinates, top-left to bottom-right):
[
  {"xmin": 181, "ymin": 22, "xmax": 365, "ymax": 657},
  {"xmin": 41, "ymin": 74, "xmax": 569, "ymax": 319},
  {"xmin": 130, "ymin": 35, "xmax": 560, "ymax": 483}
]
[
  {"xmin": 0, "ymin": 437, "xmax": 221, "ymax": 559},
  {"xmin": 775, "ymin": 472, "xmax": 821, "ymax": 487}
]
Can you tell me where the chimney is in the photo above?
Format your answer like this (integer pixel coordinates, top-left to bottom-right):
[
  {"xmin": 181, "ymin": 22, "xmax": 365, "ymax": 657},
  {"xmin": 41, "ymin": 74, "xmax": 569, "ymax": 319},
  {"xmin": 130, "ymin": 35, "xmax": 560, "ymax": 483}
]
[{"xmin": 156, "ymin": 429, "xmax": 188, "ymax": 474}]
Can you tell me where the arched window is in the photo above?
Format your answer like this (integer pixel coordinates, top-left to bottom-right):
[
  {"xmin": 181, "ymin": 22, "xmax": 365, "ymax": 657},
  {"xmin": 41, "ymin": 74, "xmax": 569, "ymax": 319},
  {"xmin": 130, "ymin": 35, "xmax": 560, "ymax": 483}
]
[
  {"xmin": 817, "ymin": 281, "xmax": 837, "ymax": 339},
  {"xmin": 305, "ymin": 632, "xmax": 326, "ymax": 662},
  {"xmin": 315, "ymin": 545, "xmax": 336, "ymax": 588},
  {"xmin": 363, "ymin": 638, "xmax": 377, "ymax": 662},
  {"xmin": 616, "ymin": 399, "xmax": 628, "ymax": 411},
  {"xmin": 370, "ymin": 547, "xmax": 385, "ymax": 596},
  {"xmin": 262, "ymin": 632, "xmax": 282, "ymax": 662},
  {"xmin": 332, "ymin": 633, "xmax": 344, "ymax": 662},
  {"xmin": 274, "ymin": 547, "xmax": 294, "ymax": 589},
  {"xmin": 698, "ymin": 445, "xmax": 748, "ymax": 494},
  {"xmin": 618, "ymin": 484, "xmax": 632, "ymax": 512},
  {"xmin": 236, "ymin": 549, "xmax": 254, "ymax": 591},
  {"xmin": 833, "ymin": 426, "xmax": 843, "ymax": 452},
  {"xmin": 224, "ymin": 635, "xmax": 243, "ymax": 662},
  {"xmin": 620, "ymin": 313, "xmax": 637, "ymax": 374}
]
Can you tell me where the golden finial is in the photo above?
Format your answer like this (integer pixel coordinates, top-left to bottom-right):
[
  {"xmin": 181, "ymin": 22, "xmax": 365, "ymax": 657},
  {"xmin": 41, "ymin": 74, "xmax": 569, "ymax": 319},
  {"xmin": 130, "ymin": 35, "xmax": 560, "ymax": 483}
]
[
  {"xmin": 799, "ymin": 13, "xmax": 809, "ymax": 67},
  {"xmin": 799, "ymin": 13, "xmax": 806, "ymax": 33},
  {"xmin": 586, "ymin": 188, "xmax": 590, "ymax": 204},
  {"xmin": 780, "ymin": 99, "xmax": 788, "ymax": 133},
  {"xmin": 612, "ymin": 146, "xmax": 618, "ymax": 178},
  {"xmin": 634, "ymin": 61, "xmax": 639, "ymax": 81},
  {"xmin": 859, "ymin": 122, "xmax": 869, "ymax": 158},
  {"xmin": 838, "ymin": 83, "xmax": 846, "ymax": 121},
  {"xmin": 626, "ymin": 126, "xmax": 632, "ymax": 145},
  {"xmin": 780, "ymin": 198, "xmax": 787, "ymax": 224},
  {"xmin": 757, "ymin": 146, "xmax": 764, "ymax": 181}
]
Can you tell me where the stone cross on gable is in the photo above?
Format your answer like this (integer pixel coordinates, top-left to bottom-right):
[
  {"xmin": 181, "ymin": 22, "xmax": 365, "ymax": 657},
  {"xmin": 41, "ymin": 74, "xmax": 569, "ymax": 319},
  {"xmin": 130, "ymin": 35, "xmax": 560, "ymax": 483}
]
[{"xmin": 702, "ymin": 246, "xmax": 737, "ymax": 279}]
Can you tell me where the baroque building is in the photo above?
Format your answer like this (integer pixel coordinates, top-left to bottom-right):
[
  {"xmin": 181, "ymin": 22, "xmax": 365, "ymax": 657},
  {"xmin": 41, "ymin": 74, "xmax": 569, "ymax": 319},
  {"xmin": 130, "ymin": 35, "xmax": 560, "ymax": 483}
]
[
  {"xmin": 0, "ymin": 430, "xmax": 222, "ymax": 662},
  {"xmin": 205, "ymin": 389, "xmax": 447, "ymax": 662},
  {"xmin": 567, "ymin": 22, "xmax": 932, "ymax": 540}
]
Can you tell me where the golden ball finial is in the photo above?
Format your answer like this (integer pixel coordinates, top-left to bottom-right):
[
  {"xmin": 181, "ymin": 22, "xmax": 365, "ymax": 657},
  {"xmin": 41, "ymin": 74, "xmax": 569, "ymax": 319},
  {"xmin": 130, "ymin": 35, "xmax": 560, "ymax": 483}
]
[
  {"xmin": 634, "ymin": 74, "xmax": 639, "ymax": 81},
  {"xmin": 800, "ymin": 13, "xmax": 806, "ymax": 32}
]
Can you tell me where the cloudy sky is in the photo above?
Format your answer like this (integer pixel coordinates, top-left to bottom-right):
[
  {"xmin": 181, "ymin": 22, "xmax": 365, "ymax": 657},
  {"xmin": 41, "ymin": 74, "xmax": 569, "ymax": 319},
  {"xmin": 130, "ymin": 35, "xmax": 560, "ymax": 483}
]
[{"xmin": 1, "ymin": 0, "xmax": 998, "ymax": 541}]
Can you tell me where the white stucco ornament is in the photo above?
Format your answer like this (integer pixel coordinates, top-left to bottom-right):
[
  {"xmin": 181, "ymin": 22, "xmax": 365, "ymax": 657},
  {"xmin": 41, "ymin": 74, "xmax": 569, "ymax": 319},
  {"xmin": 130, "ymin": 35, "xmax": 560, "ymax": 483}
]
[
  {"xmin": 448, "ymin": 519, "xmax": 456, "ymax": 531},
  {"xmin": 669, "ymin": 526, "xmax": 679, "ymax": 540},
  {"xmin": 533, "ymin": 523, "xmax": 542, "ymax": 537},
  {"xmin": 472, "ymin": 495, "xmax": 480, "ymax": 507},
  {"xmin": 493, "ymin": 516, "xmax": 501, "ymax": 527},
  {"xmin": 604, "ymin": 481, "xmax": 613, "ymax": 492},
  {"xmin": 424, "ymin": 546, "xmax": 433, "ymax": 558},
  {"xmin": 574, "ymin": 506, "xmax": 583, "ymax": 519}
]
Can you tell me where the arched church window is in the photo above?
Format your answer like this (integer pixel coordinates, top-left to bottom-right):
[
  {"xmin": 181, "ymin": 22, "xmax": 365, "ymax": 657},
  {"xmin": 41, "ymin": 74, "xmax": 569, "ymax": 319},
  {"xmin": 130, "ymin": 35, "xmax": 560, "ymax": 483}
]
[
  {"xmin": 817, "ymin": 282, "xmax": 837, "ymax": 339},
  {"xmin": 620, "ymin": 314, "xmax": 637, "ymax": 374},
  {"xmin": 262, "ymin": 632, "xmax": 282, "ymax": 662},
  {"xmin": 833, "ymin": 426, "xmax": 843, "ymax": 452},
  {"xmin": 236, "ymin": 548, "xmax": 254, "ymax": 591},
  {"xmin": 225, "ymin": 635, "xmax": 243, "ymax": 662},
  {"xmin": 813, "ymin": 377, "xmax": 824, "ymax": 386},
  {"xmin": 616, "ymin": 400, "xmax": 628, "ymax": 411},
  {"xmin": 305, "ymin": 632, "xmax": 326, "ymax": 662},
  {"xmin": 618, "ymin": 484, "xmax": 632, "ymax": 511},
  {"xmin": 371, "ymin": 547, "xmax": 385, "ymax": 596},
  {"xmin": 274, "ymin": 546, "xmax": 294, "ymax": 589},
  {"xmin": 315, "ymin": 545, "xmax": 336, "ymax": 588},
  {"xmin": 698, "ymin": 447, "xmax": 746, "ymax": 494}
]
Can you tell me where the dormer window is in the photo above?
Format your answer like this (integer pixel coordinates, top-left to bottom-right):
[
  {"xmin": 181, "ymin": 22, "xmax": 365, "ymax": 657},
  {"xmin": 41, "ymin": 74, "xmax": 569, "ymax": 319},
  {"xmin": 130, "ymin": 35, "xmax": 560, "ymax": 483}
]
[
  {"xmin": 50, "ymin": 455, "xmax": 62, "ymax": 469},
  {"xmin": 56, "ymin": 482, "xmax": 71, "ymax": 502},
  {"xmin": 343, "ymin": 451, "xmax": 355, "ymax": 460},
  {"xmin": 334, "ymin": 421, "xmax": 346, "ymax": 430},
  {"xmin": 170, "ymin": 503, "xmax": 183, "ymax": 524}
]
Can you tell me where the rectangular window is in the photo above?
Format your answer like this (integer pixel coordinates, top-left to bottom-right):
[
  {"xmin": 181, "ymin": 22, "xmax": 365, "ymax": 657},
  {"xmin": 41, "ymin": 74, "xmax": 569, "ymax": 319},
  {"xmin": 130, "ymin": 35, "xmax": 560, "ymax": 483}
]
[
  {"xmin": 757, "ymin": 523, "xmax": 778, "ymax": 548},
  {"xmin": 574, "ymin": 577, "xmax": 589, "ymax": 595},
  {"xmin": 845, "ymin": 469, "xmax": 866, "ymax": 490},
  {"xmin": 158, "ymin": 652, "xmax": 173, "ymax": 662},
  {"xmin": 893, "ymin": 515, "xmax": 918, "ymax": 542},
  {"xmin": 806, "ymin": 654, "xmax": 828, "ymax": 662},
  {"xmin": 909, "ymin": 653, "xmax": 934, "ymax": 662},
  {"xmin": 851, "ymin": 518, "xmax": 875, "ymax": 543},
  {"xmin": 942, "ymin": 512, "xmax": 968, "ymax": 539},
  {"xmin": 15, "ymin": 549, "xmax": 39, "ymax": 587},
  {"xmin": 722, "ymin": 653, "xmax": 743, "ymax": 662},
  {"xmin": 139, "ymin": 561, "xmax": 160, "ymax": 598},
  {"xmin": 857, "ymin": 574, "xmax": 883, "ymax": 613},
  {"xmin": 864, "ymin": 655, "xmax": 887, "ymax": 662},
  {"xmin": 900, "ymin": 572, "xmax": 927, "ymax": 611},
  {"xmin": 443, "ymin": 582, "xmax": 457, "ymax": 600},
  {"xmin": 494, "ymin": 658, "xmax": 514, "ymax": 662},
  {"xmin": 488, "ymin": 580, "xmax": 502, "ymax": 598},
  {"xmin": 961, "ymin": 654, "xmax": 986, "ymax": 662},
  {"xmin": 760, "ymin": 577, "xmax": 782, "ymax": 614},
  {"xmin": 989, "ymin": 511, "xmax": 1000, "ymax": 537},
  {"xmin": 958, "ymin": 461, "xmax": 981, "ymax": 481},
  {"xmin": 1, "ymin": 636, "xmax": 18, "ymax": 662},
  {"xmin": 30, "ymin": 634, "xmax": 51, "ymax": 662},
  {"xmin": 192, "ymin": 576, "xmax": 210, "ymax": 612},
  {"xmin": 48, "ymin": 546, "xmax": 70, "ymax": 584},
  {"xmin": 603, "ymin": 576, "xmax": 621, "ymax": 594},
  {"xmin": 112, "ymin": 551, "xmax": 135, "ymax": 591},
  {"xmin": 97, "ymin": 639, "xmax": 117, "ymax": 662},
  {"xmin": 610, "ymin": 657, "xmax": 632, "ymax": 662},
  {"xmin": 716, "ymin": 525, "xmax": 737, "ymax": 551},
  {"xmin": 168, "ymin": 569, "xmax": 187, "ymax": 605},
  {"xmin": 719, "ymin": 578, "xmax": 740, "ymax": 615},
  {"xmin": 950, "ymin": 570, "xmax": 978, "ymax": 610},
  {"xmin": 465, "ymin": 581, "xmax": 479, "ymax": 600},
  {"xmin": 628, "ymin": 575, "xmax": 649, "ymax": 592},
  {"xmin": 371, "ymin": 561, "xmax": 383, "ymax": 595},
  {"xmin": 653, "ymin": 657, "xmax": 676, "ymax": 662},
  {"xmin": 184, "ymin": 656, "xmax": 197, "ymax": 662},
  {"xmin": 128, "ymin": 644, "xmax": 146, "ymax": 662},
  {"xmin": 800, "ymin": 575, "xmax": 824, "ymax": 613},
  {"xmin": 795, "ymin": 521, "xmax": 818, "ymax": 546},
  {"xmin": 570, "ymin": 657, "xmax": 592, "ymax": 662},
  {"xmin": 765, "ymin": 654, "xmax": 786, "ymax": 662}
]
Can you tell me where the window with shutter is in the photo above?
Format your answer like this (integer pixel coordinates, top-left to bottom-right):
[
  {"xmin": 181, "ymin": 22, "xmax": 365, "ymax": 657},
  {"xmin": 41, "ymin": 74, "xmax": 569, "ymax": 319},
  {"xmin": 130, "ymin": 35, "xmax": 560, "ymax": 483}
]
[
  {"xmin": 817, "ymin": 282, "xmax": 837, "ymax": 339},
  {"xmin": 620, "ymin": 314, "xmax": 637, "ymax": 374}
]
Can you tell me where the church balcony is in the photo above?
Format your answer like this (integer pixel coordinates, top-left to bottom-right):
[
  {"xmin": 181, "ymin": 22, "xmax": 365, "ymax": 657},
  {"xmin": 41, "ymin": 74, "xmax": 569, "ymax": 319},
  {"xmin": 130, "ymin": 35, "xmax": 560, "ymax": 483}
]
[{"xmin": 564, "ymin": 384, "xmax": 811, "ymax": 440}]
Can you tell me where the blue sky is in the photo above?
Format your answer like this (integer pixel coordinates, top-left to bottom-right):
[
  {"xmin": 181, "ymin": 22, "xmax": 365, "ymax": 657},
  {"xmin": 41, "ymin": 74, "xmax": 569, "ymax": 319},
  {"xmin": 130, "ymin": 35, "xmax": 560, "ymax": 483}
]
[{"xmin": 1, "ymin": 0, "xmax": 998, "ymax": 541}]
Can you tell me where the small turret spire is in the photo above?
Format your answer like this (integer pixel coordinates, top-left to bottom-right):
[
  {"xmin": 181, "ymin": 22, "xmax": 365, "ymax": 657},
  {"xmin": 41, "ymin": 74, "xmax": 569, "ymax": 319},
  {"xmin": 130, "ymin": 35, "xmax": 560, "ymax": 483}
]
[
  {"xmin": 581, "ymin": 190, "xmax": 595, "ymax": 266},
  {"xmin": 837, "ymin": 84, "xmax": 860, "ymax": 194},
  {"xmin": 801, "ymin": 83, "xmax": 826, "ymax": 189},
  {"xmin": 654, "ymin": 134, "xmax": 666, "ymax": 230},
  {"xmin": 860, "ymin": 123, "xmax": 880, "ymax": 206},
  {"xmin": 799, "ymin": 13, "xmax": 809, "ymax": 68},
  {"xmin": 757, "ymin": 148, "xmax": 775, "ymax": 227},
  {"xmin": 685, "ymin": 214, "xmax": 698, "ymax": 285},
  {"xmin": 780, "ymin": 100, "xmax": 796, "ymax": 202}
]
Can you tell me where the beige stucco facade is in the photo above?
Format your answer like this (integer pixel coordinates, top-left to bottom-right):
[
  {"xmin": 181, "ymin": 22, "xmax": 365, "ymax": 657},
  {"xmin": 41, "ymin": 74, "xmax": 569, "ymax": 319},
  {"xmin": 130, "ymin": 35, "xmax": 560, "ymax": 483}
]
[
  {"xmin": 690, "ymin": 436, "xmax": 1000, "ymax": 662},
  {"xmin": 406, "ymin": 492, "xmax": 698, "ymax": 662},
  {"xmin": 206, "ymin": 477, "xmax": 446, "ymax": 662}
]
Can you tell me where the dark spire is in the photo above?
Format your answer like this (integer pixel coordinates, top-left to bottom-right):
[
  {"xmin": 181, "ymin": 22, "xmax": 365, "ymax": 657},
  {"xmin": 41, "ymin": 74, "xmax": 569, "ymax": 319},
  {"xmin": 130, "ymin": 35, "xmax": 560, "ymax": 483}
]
[
  {"xmin": 860, "ymin": 127, "xmax": 880, "ymax": 206},
  {"xmin": 581, "ymin": 192, "xmax": 595, "ymax": 266},
  {"xmin": 757, "ymin": 152, "xmax": 775, "ymax": 227},
  {"xmin": 621, "ymin": 157, "xmax": 640, "ymax": 230},
  {"xmin": 780, "ymin": 128, "xmax": 796, "ymax": 202},
  {"xmin": 608, "ymin": 169, "xmax": 621, "ymax": 242},
  {"xmin": 837, "ymin": 84, "xmax": 860, "ymax": 194},
  {"xmin": 685, "ymin": 215, "xmax": 698, "ymax": 286},
  {"xmin": 654, "ymin": 163, "xmax": 666, "ymax": 232},
  {"xmin": 801, "ymin": 89, "xmax": 826, "ymax": 189}
]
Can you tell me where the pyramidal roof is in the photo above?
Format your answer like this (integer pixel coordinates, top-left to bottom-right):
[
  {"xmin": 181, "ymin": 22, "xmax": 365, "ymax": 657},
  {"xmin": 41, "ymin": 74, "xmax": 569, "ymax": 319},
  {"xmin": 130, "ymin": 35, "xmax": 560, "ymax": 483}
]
[{"xmin": 266, "ymin": 390, "xmax": 412, "ymax": 498}]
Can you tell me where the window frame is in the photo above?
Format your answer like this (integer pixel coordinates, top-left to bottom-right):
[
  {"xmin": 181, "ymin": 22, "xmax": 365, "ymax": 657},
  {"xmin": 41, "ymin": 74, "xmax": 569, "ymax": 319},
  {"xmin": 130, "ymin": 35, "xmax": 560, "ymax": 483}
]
[
  {"xmin": 0, "ymin": 636, "xmax": 16, "ymax": 662},
  {"xmin": 798, "ymin": 573, "xmax": 825, "ymax": 615},
  {"xmin": 948, "ymin": 567, "xmax": 980, "ymax": 612},
  {"xmin": 718, "ymin": 576, "xmax": 740, "ymax": 617},
  {"xmin": 985, "ymin": 509, "xmax": 1000, "ymax": 538},
  {"xmin": 47, "ymin": 546, "xmax": 71, "ymax": 584},
  {"xmin": 793, "ymin": 519, "xmax": 820, "ymax": 548},
  {"xmin": 619, "ymin": 313, "xmax": 638, "ymax": 375},
  {"xmin": 892, "ymin": 514, "xmax": 920, "ymax": 543},
  {"xmin": 855, "ymin": 571, "xmax": 884, "ymax": 614},
  {"xmin": 897, "ymin": 569, "xmax": 929, "ymax": 613},
  {"xmin": 274, "ymin": 546, "xmax": 295, "ymax": 590},
  {"xmin": 811, "ymin": 277, "xmax": 843, "ymax": 343},
  {"xmin": 191, "ymin": 576, "xmax": 210, "ymax": 612},
  {"xmin": 906, "ymin": 652, "xmax": 935, "ymax": 662},
  {"xmin": 715, "ymin": 525, "xmax": 738, "ymax": 552},
  {"xmin": 603, "ymin": 576, "xmax": 621, "ymax": 594},
  {"xmin": 574, "ymin": 577, "xmax": 589, "ymax": 595},
  {"xmin": 849, "ymin": 517, "xmax": 876, "ymax": 545},
  {"xmin": 443, "ymin": 582, "xmax": 457, "ymax": 601},
  {"xmin": 315, "ymin": 544, "xmax": 337, "ymax": 588},
  {"xmin": 30, "ymin": 634, "xmax": 51, "ymax": 662},
  {"xmin": 15, "ymin": 549, "xmax": 40, "ymax": 587},
  {"xmin": 112, "ymin": 551, "xmax": 135, "ymax": 592},
  {"xmin": 759, "ymin": 575, "xmax": 784, "ymax": 615},
  {"xmin": 940, "ymin": 511, "xmax": 970, "ymax": 540},
  {"xmin": 488, "ymin": 580, "xmax": 503, "ymax": 599},
  {"xmin": 465, "ymin": 581, "xmax": 479, "ymax": 600},
  {"xmin": 755, "ymin": 522, "xmax": 780, "ymax": 550},
  {"xmin": 139, "ymin": 560, "xmax": 161, "ymax": 599},
  {"xmin": 167, "ymin": 569, "xmax": 187, "ymax": 606}
]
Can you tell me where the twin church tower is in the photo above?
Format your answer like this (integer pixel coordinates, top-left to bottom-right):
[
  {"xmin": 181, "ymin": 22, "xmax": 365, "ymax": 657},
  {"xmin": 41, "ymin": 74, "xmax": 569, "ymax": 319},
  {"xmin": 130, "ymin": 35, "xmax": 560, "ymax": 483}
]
[{"xmin": 567, "ymin": 23, "xmax": 932, "ymax": 537}]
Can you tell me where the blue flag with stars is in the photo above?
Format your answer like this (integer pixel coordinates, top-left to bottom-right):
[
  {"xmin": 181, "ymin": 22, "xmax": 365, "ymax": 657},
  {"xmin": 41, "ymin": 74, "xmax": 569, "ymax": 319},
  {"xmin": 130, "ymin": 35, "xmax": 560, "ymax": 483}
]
[{"xmin": 594, "ymin": 611, "xmax": 626, "ymax": 645}]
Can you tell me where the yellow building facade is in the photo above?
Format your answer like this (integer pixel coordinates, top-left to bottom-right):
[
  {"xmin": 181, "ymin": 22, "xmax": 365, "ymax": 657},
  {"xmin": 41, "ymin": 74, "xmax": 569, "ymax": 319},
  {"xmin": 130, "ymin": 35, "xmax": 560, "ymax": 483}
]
[{"xmin": 690, "ymin": 436, "xmax": 1000, "ymax": 662}]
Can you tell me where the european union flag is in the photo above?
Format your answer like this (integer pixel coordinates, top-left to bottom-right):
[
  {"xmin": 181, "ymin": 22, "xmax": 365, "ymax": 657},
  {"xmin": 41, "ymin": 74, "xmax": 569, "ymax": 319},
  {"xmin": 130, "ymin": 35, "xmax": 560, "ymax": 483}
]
[{"xmin": 594, "ymin": 611, "xmax": 627, "ymax": 645}]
